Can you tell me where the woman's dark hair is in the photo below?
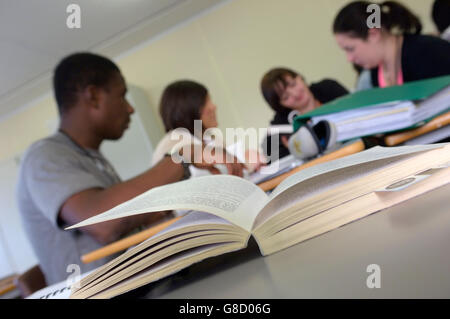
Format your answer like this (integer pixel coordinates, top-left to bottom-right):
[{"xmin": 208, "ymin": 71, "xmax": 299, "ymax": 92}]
[
  {"xmin": 260, "ymin": 67, "xmax": 303, "ymax": 114},
  {"xmin": 53, "ymin": 52, "xmax": 120, "ymax": 115},
  {"xmin": 333, "ymin": 1, "xmax": 422, "ymax": 39},
  {"xmin": 159, "ymin": 80, "xmax": 208, "ymax": 135}
]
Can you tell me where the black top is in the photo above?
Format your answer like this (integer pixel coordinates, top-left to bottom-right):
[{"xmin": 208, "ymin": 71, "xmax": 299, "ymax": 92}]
[
  {"xmin": 264, "ymin": 79, "xmax": 349, "ymax": 160},
  {"xmin": 370, "ymin": 34, "xmax": 450, "ymax": 87}
]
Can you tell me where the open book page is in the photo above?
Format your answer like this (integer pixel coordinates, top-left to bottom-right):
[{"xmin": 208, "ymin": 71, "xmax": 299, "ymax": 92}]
[
  {"xmin": 74, "ymin": 232, "xmax": 246, "ymax": 299},
  {"xmin": 67, "ymin": 175, "xmax": 268, "ymax": 233},
  {"xmin": 139, "ymin": 211, "xmax": 241, "ymax": 243},
  {"xmin": 27, "ymin": 279, "xmax": 72, "ymax": 299},
  {"xmin": 89, "ymin": 242, "xmax": 245, "ymax": 299},
  {"xmin": 261, "ymin": 167, "xmax": 450, "ymax": 256},
  {"xmin": 268, "ymin": 144, "xmax": 444, "ymax": 200},
  {"xmin": 252, "ymin": 153, "xmax": 419, "ymax": 230},
  {"xmin": 252, "ymin": 143, "xmax": 446, "ymax": 231},
  {"xmin": 28, "ymin": 269, "xmax": 96, "ymax": 299},
  {"xmin": 72, "ymin": 211, "xmax": 248, "ymax": 297},
  {"xmin": 120, "ymin": 212, "xmax": 241, "ymax": 270},
  {"xmin": 129, "ymin": 211, "xmax": 249, "ymax": 256},
  {"xmin": 127, "ymin": 211, "xmax": 246, "ymax": 254}
]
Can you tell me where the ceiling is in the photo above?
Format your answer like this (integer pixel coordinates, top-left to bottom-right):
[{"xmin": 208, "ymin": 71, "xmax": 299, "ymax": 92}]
[{"xmin": 0, "ymin": 0, "xmax": 226, "ymax": 119}]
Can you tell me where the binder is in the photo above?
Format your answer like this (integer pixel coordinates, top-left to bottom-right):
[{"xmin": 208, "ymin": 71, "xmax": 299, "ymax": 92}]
[
  {"xmin": 293, "ymin": 76, "xmax": 450, "ymax": 141},
  {"xmin": 384, "ymin": 111, "xmax": 450, "ymax": 146}
]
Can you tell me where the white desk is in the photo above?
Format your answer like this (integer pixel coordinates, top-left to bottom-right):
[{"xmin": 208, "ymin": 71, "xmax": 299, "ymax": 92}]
[{"xmin": 123, "ymin": 184, "xmax": 450, "ymax": 299}]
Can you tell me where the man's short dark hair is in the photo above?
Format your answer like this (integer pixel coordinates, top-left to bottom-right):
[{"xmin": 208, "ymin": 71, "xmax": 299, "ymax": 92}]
[{"xmin": 53, "ymin": 52, "xmax": 120, "ymax": 114}]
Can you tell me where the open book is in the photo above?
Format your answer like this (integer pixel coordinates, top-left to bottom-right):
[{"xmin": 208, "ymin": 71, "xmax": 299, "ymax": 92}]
[{"xmin": 67, "ymin": 143, "xmax": 450, "ymax": 299}]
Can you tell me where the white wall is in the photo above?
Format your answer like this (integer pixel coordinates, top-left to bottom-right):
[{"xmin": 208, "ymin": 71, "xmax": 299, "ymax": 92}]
[{"xmin": 0, "ymin": 156, "xmax": 38, "ymax": 277}]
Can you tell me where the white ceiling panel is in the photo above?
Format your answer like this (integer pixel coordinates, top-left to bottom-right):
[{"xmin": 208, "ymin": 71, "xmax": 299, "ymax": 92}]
[{"xmin": 0, "ymin": 0, "xmax": 227, "ymax": 119}]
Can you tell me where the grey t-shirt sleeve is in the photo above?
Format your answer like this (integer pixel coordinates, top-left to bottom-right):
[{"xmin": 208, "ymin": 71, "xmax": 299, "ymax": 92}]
[{"xmin": 23, "ymin": 144, "xmax": 106, "ymax": 228}]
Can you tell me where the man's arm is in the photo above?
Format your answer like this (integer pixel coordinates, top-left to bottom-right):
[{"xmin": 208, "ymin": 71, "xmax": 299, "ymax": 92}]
[
  {"xmin": 60, "ymin": 146, "xmax": 245, "ymax": 245},
  {"xmin": 60, "ymin": 156, "xmax": 185, "ymax": 244}
]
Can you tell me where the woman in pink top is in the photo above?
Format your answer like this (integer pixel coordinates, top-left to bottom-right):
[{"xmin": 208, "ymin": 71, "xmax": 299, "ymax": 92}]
[{"xmin": 333, "ymin": 1, "xmax": 450, "ymax": 88}]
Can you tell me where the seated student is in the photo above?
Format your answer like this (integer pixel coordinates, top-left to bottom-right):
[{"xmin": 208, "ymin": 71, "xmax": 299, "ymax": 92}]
[
  {"xmin": 152, "ymin": 80, "xmax": 263, "ymax": 176},
  {"xmin": 260, "ymin": 68, "xmax": 349, "ymax": 160},
  {"xmin": 432, "ymin": 0, "xmax": 450, "ymax": 41},
  {"xmin": 16, "ymin": 53, "xmax": 244, "ymax": 285},
  {"xmin": 333, "ymin": 1, "xmax": 450, "ymax": 88}
]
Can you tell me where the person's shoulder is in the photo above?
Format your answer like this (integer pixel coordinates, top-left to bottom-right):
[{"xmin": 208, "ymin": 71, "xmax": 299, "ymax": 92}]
[
  {"xmin": 312, "ymin": 79, "xmax": 348, "ymax": 92},
  {"xmin": 310, "ymin": 79, "xmax": 349, "ymax": 103},
  {"xmin": 402, "ymin": 34, "xmax": 450, "ymax": 80},
  {"xmin": 404, "ymin": 34, "xmax": 450, "ymax": 52},
  {"xmin": 404, "ymin": 33, "xmax": 448, "ymax": 44},
  {"xmin": 312, "ymin": 78, "xmax": 343, "ymax": 87},
  {"xmin": 21, "ymin": 134, "xmax": 76, "ymax": 167},
  {"xmin": 270, "ymin": 111, "xmax": 290, "ymax": 125}
]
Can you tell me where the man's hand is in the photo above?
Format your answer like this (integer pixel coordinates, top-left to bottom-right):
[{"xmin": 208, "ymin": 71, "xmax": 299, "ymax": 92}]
[
  {"xmin": 244, "ymin": 149, "xmax": 267, "ymax": 173},
  {"xmin": 180, "ymin": 143, "xmax": 245, "ymax": 177}
]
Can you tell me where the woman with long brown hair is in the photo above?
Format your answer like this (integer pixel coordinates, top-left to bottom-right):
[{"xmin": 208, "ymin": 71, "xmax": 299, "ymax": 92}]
[{"xmin": 333, "ymin": 1, "xmax": 450, "ymax": 88}]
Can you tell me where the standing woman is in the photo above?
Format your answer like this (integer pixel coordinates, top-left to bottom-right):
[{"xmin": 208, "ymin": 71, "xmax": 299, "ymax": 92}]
[{"xmin": 333, "ymin": 1, "xmax": 450, "ymax": 88}]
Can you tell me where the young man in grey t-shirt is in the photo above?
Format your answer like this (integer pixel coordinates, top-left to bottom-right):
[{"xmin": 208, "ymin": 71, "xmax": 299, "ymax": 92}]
[{"xmin": 16, "ymin": 53, "xmax": 244, "ymax": 285}]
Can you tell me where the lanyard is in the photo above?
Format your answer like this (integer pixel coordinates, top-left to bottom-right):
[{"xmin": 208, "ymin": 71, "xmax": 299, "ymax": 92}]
[{"xmin": 58, "ymin": 130, "xmax": 121, "ymax": 182}]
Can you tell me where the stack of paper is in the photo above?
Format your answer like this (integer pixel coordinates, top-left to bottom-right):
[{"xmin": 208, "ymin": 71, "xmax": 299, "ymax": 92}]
[{"xmin": 294, "ymin": 76, "xmax": 450, "ymax": 142}]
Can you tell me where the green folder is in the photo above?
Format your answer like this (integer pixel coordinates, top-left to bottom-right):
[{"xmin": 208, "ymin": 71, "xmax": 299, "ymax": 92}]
[{"xmin": 293, "ymin": 75, "xmax": 450, "ymax": 132}]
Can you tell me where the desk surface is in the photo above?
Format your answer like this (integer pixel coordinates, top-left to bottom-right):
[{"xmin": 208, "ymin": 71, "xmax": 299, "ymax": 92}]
[{"xmin": 119, "ymin": 184, "xmax": 450, "ymax": 299}]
